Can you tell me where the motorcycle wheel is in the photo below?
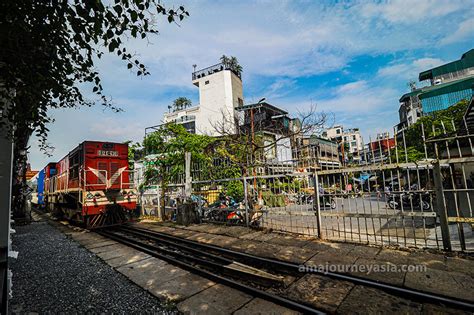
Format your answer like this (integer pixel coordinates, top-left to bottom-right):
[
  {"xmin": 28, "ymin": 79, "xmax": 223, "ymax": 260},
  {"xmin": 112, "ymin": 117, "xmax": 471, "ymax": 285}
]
[
  {"xmin": 422, "ymin": 201, "xmax": 431, "ymax": 210},
  {"xmin": 330, "ymin": 199, "xmax": 336, "ymax": 209},
  {"xmin": 388, "ymin": 200, "xmax": 397, "ymax": 209}
]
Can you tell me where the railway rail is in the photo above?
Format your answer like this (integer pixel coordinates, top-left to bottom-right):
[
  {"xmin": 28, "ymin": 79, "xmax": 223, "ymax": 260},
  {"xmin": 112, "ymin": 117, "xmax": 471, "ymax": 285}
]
[
  {"xmin": 98, "ymin": 225, "xmax": 474, "ymax": 313},
  {"xmin": 97, "ymin": 226, "xmax": 323, "ymax": 314}
]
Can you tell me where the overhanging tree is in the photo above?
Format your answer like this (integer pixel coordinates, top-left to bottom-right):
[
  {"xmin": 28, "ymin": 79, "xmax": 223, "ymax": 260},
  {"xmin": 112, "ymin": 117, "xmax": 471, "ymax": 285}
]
[
  {"xmin": 393, "ymin": 99, "xmax": 469, "ymax": 162},
  {"xmin": 0, "ymin": 0, "xmax": 188, "ymax": 218}
]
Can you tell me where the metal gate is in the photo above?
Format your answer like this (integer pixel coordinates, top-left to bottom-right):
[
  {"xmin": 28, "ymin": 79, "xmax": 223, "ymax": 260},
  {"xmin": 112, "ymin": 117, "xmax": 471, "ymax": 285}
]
[{"xmin": 139, "ymin": 117, "xmax": 474, "ymax": 252}]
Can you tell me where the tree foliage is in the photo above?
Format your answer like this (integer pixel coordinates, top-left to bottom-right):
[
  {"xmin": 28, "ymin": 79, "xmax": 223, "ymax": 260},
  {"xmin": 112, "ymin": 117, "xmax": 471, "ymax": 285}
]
[
  {"xmin": 172, "ymin": 97, "xmax": 192, "ymax": 111},
  {"xmin": 220, "ymin": 55, "xmax": 243, "ymax": 77},
  {"xmin": 124, "ymin": 141, "xmax": 143, "ymax": 169},
  {"xmin": 0, "ymin": 0, "xmax": 188, "ymax": 218},
  {"xmin": 395, "ymin": 99, "xmax": 469, "ymax": 162},
  {"xmin": 1, "ymin": 0, "xmax": 188, "ymax": 149},
  {"xmin": 143, "ymin": 123, "xmax": 215, "ymax": 185}
]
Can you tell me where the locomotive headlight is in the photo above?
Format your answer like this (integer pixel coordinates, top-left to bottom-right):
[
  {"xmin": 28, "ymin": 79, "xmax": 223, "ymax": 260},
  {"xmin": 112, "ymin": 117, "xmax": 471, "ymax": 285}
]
[
  {"xmin": 95, "ymin": 192, "xmax": 101, "ymax": 197},
  {"xmin": 86, "ymin": 192, "xmax": 94, "ymax": 199}
]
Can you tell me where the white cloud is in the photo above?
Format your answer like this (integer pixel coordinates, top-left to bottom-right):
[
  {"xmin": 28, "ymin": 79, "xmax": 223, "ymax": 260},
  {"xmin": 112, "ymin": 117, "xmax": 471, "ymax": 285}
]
[
  {"xmin": 264, "ymin": 78, "xmax": 297, "ymax": 99},
  {"xmin": 441, "ymin": 17, "xmax": 474, "ymax": 45},
  {"xmin": 377, "ymin": 57, "xmax": 445, "ymax": 81},
  {"xmin": 27, "ymin": 1, "xmax": 474, "ymax": 168},
  {"xmin": 96, "ymin": 0, "xmax": 470, "ymax": 84},
  {"xmin": 336, "ymin": 81, "xmax": 369, "ymax": 94},
  {"xmin": 361, "ymin": 0, "xmax": 463, "ymax": 24}
]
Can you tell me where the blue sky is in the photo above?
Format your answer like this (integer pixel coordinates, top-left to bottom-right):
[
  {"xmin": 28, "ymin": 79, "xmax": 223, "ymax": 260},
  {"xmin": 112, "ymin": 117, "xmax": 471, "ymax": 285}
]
[{"xmin": 29, "ymin": 0, "xmax": 474, "ymax": 169}]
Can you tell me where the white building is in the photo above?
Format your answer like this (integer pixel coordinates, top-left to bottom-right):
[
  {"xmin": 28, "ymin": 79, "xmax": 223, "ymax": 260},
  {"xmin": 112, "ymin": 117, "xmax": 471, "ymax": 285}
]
[
  {"xmin": 323, "ymin": 125, "xmax": 363, "ymax": 160},
  {"xmin": 324, "ymin": 125, "xmax": 343, "ymax": 140},
  {"xmin": 343, "ymin": 128, "xmax": 363, "ymax": 155},
  {"xmin": 163, "ymin": 63, "xmax": 244, "ymax": 136}
]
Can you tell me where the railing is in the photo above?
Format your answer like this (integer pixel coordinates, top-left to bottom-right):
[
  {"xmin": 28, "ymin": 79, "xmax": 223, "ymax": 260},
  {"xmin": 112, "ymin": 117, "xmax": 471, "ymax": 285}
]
[
  {"xmin": 192, "ymin": 62, "xmax": 241, "ymax": 80},
  {"xmin": 82, "ymin": 169, "xmax": 108, "ymax": 189},
  {"xmin": 120, "ymin": 170, "xmax": 135, "ymax": 190}
]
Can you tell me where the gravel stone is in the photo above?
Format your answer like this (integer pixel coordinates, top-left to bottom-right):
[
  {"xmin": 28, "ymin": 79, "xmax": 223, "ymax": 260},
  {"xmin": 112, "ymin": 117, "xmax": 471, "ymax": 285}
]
[{"xmin": 9, "ymin": 221, "xmax": 174, "ymax": 314}]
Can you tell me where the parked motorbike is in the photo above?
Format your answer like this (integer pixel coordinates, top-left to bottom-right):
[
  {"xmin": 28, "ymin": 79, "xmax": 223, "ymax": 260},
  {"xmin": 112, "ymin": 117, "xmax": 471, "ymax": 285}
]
[
  {"xmin": 319, "ymin": 195, "xmax": 337, "ymax": 209},
  {"xmin": 226, "ymin": 210, "xmax": 246, "ymax": 225},
  {"xmin": 296, "ymin": 193, "xmax": 314, "ymax": 205},
  {"xmin": 387, "ymin": 191, "xmax": 431, "ymax": 210}
]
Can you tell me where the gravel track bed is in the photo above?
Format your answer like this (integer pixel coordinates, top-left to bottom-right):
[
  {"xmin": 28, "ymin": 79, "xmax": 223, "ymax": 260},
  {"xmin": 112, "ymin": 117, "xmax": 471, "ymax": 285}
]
[{"xmin": 9, "ymin": 221, "xmax": 173, "ymax": 314}]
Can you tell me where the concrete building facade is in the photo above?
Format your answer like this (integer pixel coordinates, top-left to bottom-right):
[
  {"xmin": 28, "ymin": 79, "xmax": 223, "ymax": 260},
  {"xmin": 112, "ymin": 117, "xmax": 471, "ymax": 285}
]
[
  {"xmin": 323, "ymin": 125, "xmax": 363, "ymax": 161},
  {"xmin": 163, "ymin": 62, "xmax": 244, "ymax": 136}
]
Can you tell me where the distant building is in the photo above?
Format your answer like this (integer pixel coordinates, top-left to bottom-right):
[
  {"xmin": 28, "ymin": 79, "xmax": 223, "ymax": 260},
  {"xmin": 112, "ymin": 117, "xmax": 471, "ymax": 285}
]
[
  {"xmin": 236, "ymin": 101, "xmax": 300, "ymax": 164},
  {"xmin": 163, "ymin": 61, "xmax": 244, "ymax": 136},
  {"xmin": 323, "ymin": 125, "xmax": 363, "ymax": 162},
  {"xmin": 396, "ymin": 49, "xmax": 474, "ymax": 134},
  {"xmin": 361, "ymin": 136, "xmax": 396, "ymax": 164},
  {"xmin": 343, "ymin": 128, "xmax": 364, "ymax": 157},
  {"xmin": 294, "ymin": 135, "xmax": 340, "ymax": 170}
]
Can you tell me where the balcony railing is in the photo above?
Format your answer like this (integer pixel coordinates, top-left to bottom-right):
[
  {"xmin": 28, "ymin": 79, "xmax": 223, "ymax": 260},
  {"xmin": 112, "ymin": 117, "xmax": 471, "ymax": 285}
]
[{"xmin": 192, "ymin": 62, "xmax": 241, "ymax": 80}]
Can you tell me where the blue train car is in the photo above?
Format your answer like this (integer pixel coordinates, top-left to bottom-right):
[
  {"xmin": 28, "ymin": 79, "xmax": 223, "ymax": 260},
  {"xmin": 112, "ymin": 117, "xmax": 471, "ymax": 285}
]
[{"xmin": 37, "ymin": 169, "xmax": 45, "ymax": 206}]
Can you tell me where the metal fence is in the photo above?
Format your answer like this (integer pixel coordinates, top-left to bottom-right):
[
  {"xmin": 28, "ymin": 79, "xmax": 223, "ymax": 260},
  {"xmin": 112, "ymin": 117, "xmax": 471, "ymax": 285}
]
[{"xmin": 136, "ymin": 117, "xmax": 474, "ymax": 252}]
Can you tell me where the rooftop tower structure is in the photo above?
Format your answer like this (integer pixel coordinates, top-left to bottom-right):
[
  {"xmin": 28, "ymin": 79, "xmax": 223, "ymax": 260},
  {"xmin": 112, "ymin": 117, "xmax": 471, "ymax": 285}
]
[{"xmin": 163, "ymin": 60, "xmax": 244, "ymax": 136}]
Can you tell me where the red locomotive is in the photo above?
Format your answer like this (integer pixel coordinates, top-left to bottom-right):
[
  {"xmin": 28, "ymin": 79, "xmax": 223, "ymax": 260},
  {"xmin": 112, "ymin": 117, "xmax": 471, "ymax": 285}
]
[{"xmin": 42, "ymin": 141, "xmax": 136, "ymax": 228}]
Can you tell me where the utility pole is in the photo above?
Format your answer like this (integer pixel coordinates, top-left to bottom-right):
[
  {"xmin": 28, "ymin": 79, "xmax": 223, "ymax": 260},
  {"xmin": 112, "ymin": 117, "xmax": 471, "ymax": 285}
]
[{"xmin": 250, "ymin": 98, "xmax": 265, "ymax": 193}]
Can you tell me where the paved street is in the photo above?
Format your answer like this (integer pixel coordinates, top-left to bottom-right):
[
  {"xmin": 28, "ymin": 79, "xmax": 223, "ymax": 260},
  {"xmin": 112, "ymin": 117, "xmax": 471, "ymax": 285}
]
[{"xmin": 260, "ymin": 193, "xmax": 472, "ymax": 250}]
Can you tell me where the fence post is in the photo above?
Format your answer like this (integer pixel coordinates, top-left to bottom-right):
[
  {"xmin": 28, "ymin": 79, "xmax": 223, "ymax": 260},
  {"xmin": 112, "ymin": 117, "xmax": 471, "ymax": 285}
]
[
  {"xmin": 243, "ymin": 178, "xmax": 249, "ymax": 227},
  {"xmin": 313, "ymin": 172, "xmax": 322, "ymax": 239},
  {"xmin": 184, "ymin": 152, "xmax": 192, "ymax": 199},
  {"xmin": 433, "ymin": 161, "xmax": 452, "ymax": 251}
]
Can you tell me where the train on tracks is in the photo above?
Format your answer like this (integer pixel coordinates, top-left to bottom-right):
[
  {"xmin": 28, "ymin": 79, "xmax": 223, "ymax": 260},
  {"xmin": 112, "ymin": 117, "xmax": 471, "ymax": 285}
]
[{"xmin": 34, "ymin": 141, "xmax": 137, "ymax": 228}]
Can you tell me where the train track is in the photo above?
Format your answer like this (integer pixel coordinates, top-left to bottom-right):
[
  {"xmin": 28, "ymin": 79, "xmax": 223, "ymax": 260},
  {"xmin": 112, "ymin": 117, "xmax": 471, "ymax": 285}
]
[
  {"xmin": 97, "ymin": 226, "xmax": 323, "ymax": 314},
  {"xmin": 98, "ymin": 225, "xmax": 474, "ymax": 313}
]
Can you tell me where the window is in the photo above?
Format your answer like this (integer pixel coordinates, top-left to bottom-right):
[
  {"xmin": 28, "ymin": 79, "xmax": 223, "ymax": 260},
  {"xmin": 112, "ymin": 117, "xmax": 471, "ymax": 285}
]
[
  {"xmin": 353, "ymin": 135, "xmax": 356, "ymax": 140},
  {"xmin": 205, "ymin": 80, "xmax": 210, "ymax": 85},
  {"xmin": 336, "ymin": 129, "xmax": 341, "ymax": 134},
  {"xmin": 69, "ymin": 152, "xmax": 80, "ymax": 179}
]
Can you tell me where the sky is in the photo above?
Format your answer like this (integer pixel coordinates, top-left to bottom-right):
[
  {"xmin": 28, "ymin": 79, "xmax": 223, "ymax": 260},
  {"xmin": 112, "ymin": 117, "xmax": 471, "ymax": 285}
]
[{"xmin": 29, "ymin": 0, "xmax": 474, "ymax": 169}]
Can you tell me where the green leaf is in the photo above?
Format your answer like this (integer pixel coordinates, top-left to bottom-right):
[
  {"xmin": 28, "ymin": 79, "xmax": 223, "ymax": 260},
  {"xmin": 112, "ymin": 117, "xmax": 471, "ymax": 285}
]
[
  {"xmin": 113, "ymin": 5, "xmax": 122, "ymax": 15},
  {"xmin": 131, "ymin": 11, "xmax": 138, "ymax": 22}
]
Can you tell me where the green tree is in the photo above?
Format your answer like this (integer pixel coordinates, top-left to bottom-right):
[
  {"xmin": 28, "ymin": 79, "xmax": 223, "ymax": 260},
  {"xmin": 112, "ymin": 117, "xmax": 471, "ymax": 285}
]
[
  {"xmin": 219, "ymin": 54, "xmax": 242, "ymax": 77},
  {"xmin": 143, "ymin": 123, "xmax": 215, "ymax": 183},
  {"xmin": 124, "ymin": 141, "xmax": 143, "ymax": 169},
  {"xmin": 0, "ymin": 0, "xmax": 188, "ymax": 218},
  {"xmin": 394, "ymin": 99, "xmax": 469, "ymax": 162},
  {"xmin": 172, "ymin": 97, "xmax": 192, "ymax": 111}
]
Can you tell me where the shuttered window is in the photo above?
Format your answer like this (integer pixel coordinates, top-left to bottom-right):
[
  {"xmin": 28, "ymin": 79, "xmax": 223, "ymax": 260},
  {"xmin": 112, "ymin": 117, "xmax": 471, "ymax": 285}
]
[
  {"xmin": 110, "ymin": 162, "xmax": 120, "ymax": 185},
  {"xmin": 98, "ymin": 162, "xmax": 107, "ymax": 184}
]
